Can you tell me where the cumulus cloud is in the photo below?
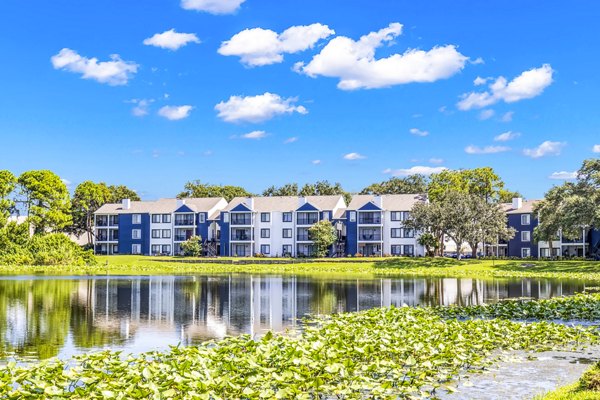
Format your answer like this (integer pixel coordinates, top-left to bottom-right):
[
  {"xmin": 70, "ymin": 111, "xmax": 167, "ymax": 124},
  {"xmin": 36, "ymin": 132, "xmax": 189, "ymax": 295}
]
[
  {"xmin": 215, "ymin": 92, "xmax": 307, "ymax": 123},
  {"xmin": 457, "ymin": 64, "xmax": 554, "ymax": 110},
  {"xmin": 284, "ymin": 137, "xmax": 298, "ymax": 143},
  {"xmin": 158, "ymin": 105, "xmax": 193, "ymax": 120},
  {"xmin": 523, "ymin": 141, "xmax": 566, "ymax": 158},
  {"xmin": 51, "ymin": 48, "xmax": 138, "ymax": 86},
  {"xmin": 593, "ymin": 144, "xmax": 600, "ymax": 153},
  {"xmin": 384, "ymin": 166, "xmax": 447, "ymax": 176},
  {"xmin": 129, "ymin": 99, "xmax": 154, "ymax": 117},
  {"xmin": 473, "ymin": 76, "xmax": 488, "ymax": 86},
  {"xmin": 181, "ymin": 0, "xmax": 245, "ymax": 14},
  {"xmin": 409, "ymin": 128, "xmax": 429, "ymax": 137},
  {"xmin": 218, "ymin": 23, "xmax": 334, "ymax": 66},
  {"xmin": 343, "ymin": 152, "xmax": 366, "ymax": 160},
  {"xmin": 494, "ymin": 131, "xmax": 520, "ymax": 142},
  {"xmin": 242, "ymin": 130, "xmax": 267, "ymax": 140},
  {"xmin": 465, "ymin": 145, "xmax": 510, "ymax": 154},
  {"xmin": 295, "ymin": 23, "xmax": 468, "ymax": 90},
  {"xmin": 479, "ymin": 109, "xmax": 495, "ymax": 120},
  {"xmin": 143, "ymin": 29, "xmax": 200, "ymax": 50},
  {"xmin": 549, "ymin": 171, "xmax": 577, "ymax": 180}
]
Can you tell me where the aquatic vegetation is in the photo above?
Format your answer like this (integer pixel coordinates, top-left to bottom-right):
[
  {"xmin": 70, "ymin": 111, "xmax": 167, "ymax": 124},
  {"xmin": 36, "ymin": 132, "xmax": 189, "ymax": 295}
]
[
  {"xmin": 1, "ymin": 298, "xmax": 598, "ymax": 399},
  {"xmin": 537, "ymin": 361, "xmax": 600, "ymax": 399}
]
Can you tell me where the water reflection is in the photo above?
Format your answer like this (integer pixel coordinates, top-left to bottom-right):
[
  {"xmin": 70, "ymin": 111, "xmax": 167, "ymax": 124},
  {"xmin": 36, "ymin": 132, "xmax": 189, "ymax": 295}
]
[{"xmin": 0, "ymin": 275, "xmax": 590, "ymax": 362}]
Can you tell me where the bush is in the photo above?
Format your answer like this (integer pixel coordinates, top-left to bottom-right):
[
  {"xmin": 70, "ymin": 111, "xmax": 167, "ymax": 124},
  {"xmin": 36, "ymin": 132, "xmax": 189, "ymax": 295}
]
[
  {"xmin": 26, "ymin": 234, "xmax": 96, "ymax": 266},
  {"xmin": 580, "ymin": 362, "xmax": 600, "ymax": 391},
  {"xmin": 180, "ymin": 236, "xmax": 202, "ymax": 257}
]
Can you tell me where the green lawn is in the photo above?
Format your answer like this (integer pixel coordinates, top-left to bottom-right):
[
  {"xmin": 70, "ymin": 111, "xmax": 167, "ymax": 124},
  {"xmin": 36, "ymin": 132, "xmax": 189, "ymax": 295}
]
[
  {"xmin": 537, "ymin": 361, "xmax": 600, "ymax": 399},
  {"xmin": 0, "ymin": 255, "xmax": 600, "ymax": 281}
]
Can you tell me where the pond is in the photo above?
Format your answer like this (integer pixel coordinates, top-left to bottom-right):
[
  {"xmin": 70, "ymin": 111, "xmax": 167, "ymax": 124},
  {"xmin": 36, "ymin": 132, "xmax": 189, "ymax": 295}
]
[{"xmin": 0, "ymin": 274, "xmax": 594, "ymax": 363}]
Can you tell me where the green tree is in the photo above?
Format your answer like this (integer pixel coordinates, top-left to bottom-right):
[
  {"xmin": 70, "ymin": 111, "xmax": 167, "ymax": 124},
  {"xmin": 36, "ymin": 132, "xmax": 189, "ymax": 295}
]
[
  {"xmin": 533, "ymin": 187, "xmax": 565, "ymax": 258},
  {"xmin": 428, "ymin": 167, "xmax": 505, "ymax": 202},
  {"xmin": 177, "ymin": 180, "xmax": 252, "ymax": 202},
  {"xmin": 308, "ymin": 220, "xmax": 337, "ymax": 258},
  {"xmin": 463, "ymin": 197, "xmax": 515, "ymax": 258},
  {"xmin": 405, "ymin": 202, "xmax": 446, "ymax": 256},
  {"xmin": 0, "ymin": 170, "xmax": 17, "ymax": 229},
  {"xmin": 360, "ymin": 175, "xmax": 429, "ymax": 195},
  {"xmin": 180, "ymin": 235, "xmax": 203, "ymax": 257},
  {"xmin": 262, "ymin": 183, "xmax": 299, "ymax": 197},
  {"xmin": 107, "ymin": 185, "xmax": 140, "ymax": 202},
  {"xmin": 300, "ymin": 180, "xmax": 351, "ymax": 205},
  {"xmin": 417, "ymin": 232, "xmax": 439, "ymax": 257},
  {"xmin": 498, "ymin": 189, "xmax": 523, "ymax": 203},
  {"xmin": 17, "ymin": 170, "xmax": 72, "ymax": 234},
  {"xmin": 71, "ymin": 181, "xmax": 113, "ymax": 244}
]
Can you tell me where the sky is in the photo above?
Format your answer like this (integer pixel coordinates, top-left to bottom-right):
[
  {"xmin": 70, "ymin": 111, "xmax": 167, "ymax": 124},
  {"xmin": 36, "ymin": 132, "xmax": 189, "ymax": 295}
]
[{"xmin": 1, "ymin": 0, "xmax": 599, "ymax": 200}]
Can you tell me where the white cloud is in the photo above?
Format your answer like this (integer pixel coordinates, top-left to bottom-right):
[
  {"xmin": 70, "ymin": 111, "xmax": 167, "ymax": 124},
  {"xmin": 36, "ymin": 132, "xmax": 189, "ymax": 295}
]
[
  {"xmin": 471, "ymin": 57, "xmax": 484, "ymax": 65},
  {"xmin": 593, "ymin": 144, "xmax": 600, "ymax": 153},
  {"xmin": 473, "ymin": 76, "xmax": 488, "ymax": 86},
  {"xmin": 457, "ymin": 64, "xmax": 554, "ymax": 110},
  {"xmin": 181, "ymin": 0, "xmax": 245, "ymax": 14},
  {"xmin": 158, "ymin": 105, "xmax": 193, "ymax": 120},
  {"xmin": 296, "ymin": 23, "xmax": 468, "ymax": 90},
  {"xmin": 312, "ymin": 159, "xmax": 321, "ymax": 165},
  {"xmin": 479, "ymin": 109, "xmax": 495, "ymax": 120},
  {"xmin": 384, "ymin": 166, "xmax": 447, "ymax": 176},
  {"xmin": 242, "ymin": 130, "xmax": 267, "ymax": 140},
  {"xmin": 343, "ymin": 152, "xmax": 366, "ymax": 160},
  {"xmin": 465, "ymin": 145, "xmax": 510, "ymax": 154},
  {"xmin": 215, "ymin": 92, "xmax": 307, "ymax": 123},
  {"xmin": 409, "ymin": 128, "xmax": 429, "ymax": 137},
  {"xmin": 61, "ymin": 178, "xmax": 72, "ymax": 187},
  {"xmin": 429, "ymin": 158, "xmax": 444, "ymax": 164},
  {"xmin": 500, "ymin": 111, "xmax": 514, "ymax": 122},
  {"xmin": 523, "ymin": 141, "xmax": 566, "ymax": 158},
  {"xmin": 219, "ymin": 23, "xmax": 334, "ymax": 66},
  {"xmin": 129, "ymin": 99, "xmax": 154, "ymax": 117},
  {"xmin": 549, "ymin": 171, "xmax": 577, "ymax": 180},
  {"xmin": 284, "ymin": 137, "xmax": 298, "ymax": 143},
  {"xmin": 143, "ymin": 29, "xmax": 200, "ymax": 51},
  {"xmin": 51, "ymin": 48, "xmax": 138, "ymax": 86},
  {"xmin": 494, "ymin": 131, "xmax": 520, "ymax": 142}
]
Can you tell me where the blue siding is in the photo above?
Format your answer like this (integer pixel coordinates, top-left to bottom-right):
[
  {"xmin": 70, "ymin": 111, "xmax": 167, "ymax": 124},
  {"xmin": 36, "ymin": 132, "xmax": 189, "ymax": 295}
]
[
  {"xmin": 231, "ymin": 203, "xmax": 251, "ymax": 212},
  {"xmin": 174, "ymin": 204, "xmax": 195, "ymax": 213},
  {"xmin": 219, "ymin": 212, "xmax": 230, "ymax": 256},
  {"xmin": 196, "ymin": 212, "xmax": 209, "ymax": 241},
  {"xmin": 358, "ymin": 202, "xmax": 382, "ymax": 211},
  {"xmin": 118, "ymin": 213, "xmax": 150, "ymax": 255},
  {"xmin": 507, "ymin": 213, "xmax": 538, "ymax": 258},
  {"xmin": 346, "ymin": 214, "xmax": 358, "ymax": 255},
  {"xmin": 297, "ymin": 202, "xmax": 319, "ymax": 211}
]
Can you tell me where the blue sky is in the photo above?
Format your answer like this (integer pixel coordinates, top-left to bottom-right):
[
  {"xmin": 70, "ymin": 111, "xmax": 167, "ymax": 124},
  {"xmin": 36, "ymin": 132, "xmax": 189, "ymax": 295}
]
[{"xmin": 1, "ymin": 0, "xmax": 599, "ymax": 200}]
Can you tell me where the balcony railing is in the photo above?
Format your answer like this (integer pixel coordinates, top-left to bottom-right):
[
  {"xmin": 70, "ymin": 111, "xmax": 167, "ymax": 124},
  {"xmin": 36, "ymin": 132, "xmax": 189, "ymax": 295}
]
[
  {"xmin": 359, "ymin": 234, "xmax": 382, "ymax": 241},
  {"xmin": 96, "ymin": 219, "xmax": 108, "ymax": 227},
  {"xmin": 297, "ymin": 217, "xmax": 318, "ymax": 225},
  {"xmin": 297, "ymin": 234, "xmax": 312, "ymax": 241},
  {"xmin": 359, "ymin": 216, "xmax": 381, "ymax": 224},
  {"xmin": 230, "ymin": 215, "xmax": 252, "ymax": 225},
  {"xmin": 231, "ymin": 234, "xmax": 252, "ymax": 241},
  {"xmin": 109, "ymin": 232, "xmax": 119, "ymax": 241}
]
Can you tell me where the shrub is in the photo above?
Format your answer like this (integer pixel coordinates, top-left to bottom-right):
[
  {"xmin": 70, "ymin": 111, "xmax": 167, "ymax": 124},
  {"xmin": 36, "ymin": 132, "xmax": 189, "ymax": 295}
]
[
  {"xmin": 180, "ymin": 236, "xmax": 203, "ymax": 257},
  {"xmin": 580, "ymin": 362, "xmax": 600, "ymax": 391},
  {"xmin": 26, "ymin": 234, "xmax": 96, "ymax": 266}
]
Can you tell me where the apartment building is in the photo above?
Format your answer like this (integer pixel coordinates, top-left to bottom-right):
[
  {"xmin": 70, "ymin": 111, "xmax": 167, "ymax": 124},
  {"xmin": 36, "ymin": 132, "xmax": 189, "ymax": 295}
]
[
  {"xmin": 344, "ymin": 194, "xmax": 427, "ymax": 257},
  {"xmin": 218, "ymin": 195, "xmax": 347, "ymax": 257},
  {"xmin": 94, "ymin": 197, "xmax": 227, "ymax": 256}
]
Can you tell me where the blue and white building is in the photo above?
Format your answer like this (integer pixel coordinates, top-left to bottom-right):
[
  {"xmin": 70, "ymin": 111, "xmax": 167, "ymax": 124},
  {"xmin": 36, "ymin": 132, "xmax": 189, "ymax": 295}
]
[{"xmin": 94, "ymin": 197, "xmax": 228, "ymax": 256}]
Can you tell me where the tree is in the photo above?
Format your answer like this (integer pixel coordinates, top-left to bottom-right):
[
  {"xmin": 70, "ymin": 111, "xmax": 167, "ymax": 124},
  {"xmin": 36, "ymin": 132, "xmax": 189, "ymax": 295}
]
[
  {"xmin": 71, "ymin": 181, "xmax": 113, "ymax": 244},
  {"xmin": 533, "ymin": 188, "xmax": 564, "ymax": 258},
  {"xmin": 300, "ymin": 180, "xmax": 351, "ymax": 205},
  {"xmin": 107, "ymin": 185, "xmax": 140, "ymax": 202},
  {"xmin": 177, "ymin": 180, "xmax": 252, "ymax": 202},
  {"xmin": 180, "ymin": 235, "xmax": 203, "ymax": 257},
  {"xmin": 360, "ymin": 175, "xmax": 429, "ymax": 195},
  {"xmin": 463, "ymin": 197, "xmax": 515, "ymax": 258},
  {"xmin": 405, "ymin": 201, "xmax": 446, "ymax": 256},
  {"xmin": 308, "ymin": 220, "xmax": 337, "ymax": 258},
  {"xmin": 262, "ymin": 183, "xmax": 299, "ymax": 197},
  {"xmin": 498, "ymin": 189, "xmax": 523, "ymax": 203},
  {"xmin": 428, "ymin": 167, "xmax": 505, "ymax": 202},
  {"xmin": 17, "ymin": 170, "xmax": 72, "ymax": 234},
  {"xmin": 417, "ymin": 233, "xmax": 439, "ymax": 257},
  {"xmin": 0, "ymin": 170, "xmax": 17, "ymax": 229}
]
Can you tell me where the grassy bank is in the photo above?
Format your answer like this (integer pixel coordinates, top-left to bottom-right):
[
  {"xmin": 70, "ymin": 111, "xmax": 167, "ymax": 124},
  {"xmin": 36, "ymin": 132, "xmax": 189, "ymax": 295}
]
[
  {"xmin": 1, "ymin": 255, "xmax": 600, "ymax": 281},
  {"xmin": 537, "ymin": 361, "xmax": 600, "ymax": 399},
  {"xmin": 2, "ymin": 294, "xmax": 599, "ymax": 398}
]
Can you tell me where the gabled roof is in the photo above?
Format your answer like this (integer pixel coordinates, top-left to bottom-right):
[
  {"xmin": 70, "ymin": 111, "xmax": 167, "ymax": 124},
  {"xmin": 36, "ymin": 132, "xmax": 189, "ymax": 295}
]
[
  {"xmin": 501, "ymin": 199, "xmax": 541, "ymax": 214},
  {"xmin": 347, "ymin": 194, "xmax": 427, "ymax": 211},
  {"xmin": 95, "ymin": 197, "xmax": 226, "ymax": 215},
  {"xmin": 223, "ymin": 195, "xmax": 344, "ymax": 212}
]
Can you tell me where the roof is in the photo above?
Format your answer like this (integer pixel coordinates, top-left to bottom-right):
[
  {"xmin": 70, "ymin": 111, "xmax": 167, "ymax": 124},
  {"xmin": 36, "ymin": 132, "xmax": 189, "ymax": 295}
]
[
  {"xmin": 501, "ymin": 199, "xmax": 541, "ymax": 214},
  {"xmin": 95, "ymin": 197, "xmax": 226, "ymax": 214},
  {"xmin": 223, "ymin": 195, "xmax": 344, "ymax": 212},
  {"xmin": 347, "ymin": 194, "xmax": 427, "ymax": 211}
]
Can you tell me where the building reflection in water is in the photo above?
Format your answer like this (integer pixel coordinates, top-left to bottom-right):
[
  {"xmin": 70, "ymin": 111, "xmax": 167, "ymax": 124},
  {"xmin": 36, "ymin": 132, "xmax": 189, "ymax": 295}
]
[{"xmin": 0, "ymin": 275, "xmax": 588, "ymax": 362}]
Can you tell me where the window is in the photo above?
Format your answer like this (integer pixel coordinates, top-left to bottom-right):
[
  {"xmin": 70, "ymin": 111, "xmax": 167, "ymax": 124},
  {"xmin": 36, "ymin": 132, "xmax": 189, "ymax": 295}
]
[
  {"xmin": 112, "ymin": 244, "xmax": 119, "ymax": 254},
  {"xmin": 403, "ymin": 228, "xmax": 415, "ymax": 238},
  {"xmin": 162, "ymin": 214, "xmax": 171, "ymax": 223},
  {"xmin": 132, "ymin": 214, "xmax": 142, "ymax": 224},
  {"xmin": 132, "ymin": 244, "xmax": 141, "ymax": 254},
  {"xmin": 151, "ymin": 245, "xmax": 160, "ymax": 254},
  {"xmin": 521, "ymin": 214, "xmax": 531, "ymax": 225},
  {"xmin": 391, "ymin": 245, "xmax": 402, "ymax": 255},
  {"xmin": 282, "ymin": 228, "xmax": 292, "ymax": 238},
  {"xmin": 521, "ymin": 247, "xmax": 531, "ymax": 258},
  {"xmin": 282, "ymin": 212, "xmax": 292, "ymax": 222},
  {"xmin": 521, "ymin": 231, "xmax": 531, "ymax": 242},
  {"xmin": 322, "ymin": 211, "xmax": 329, "ymax": 221},
  {"xmin": 260, "ymin": 244, "xmax": 270, "ymax": 255},
  {"xmin": 391, "ymin": 228, "xmax": 402, "ymax": 238},
  {"xmin": 282, "ymin": 245, "xmax": 292, "ymax": 256},
  {"xmin": 152, "ymin": 214, "xmax": 161, "ymax": 223},
  {"xmin": 402, "ymin": 211, "xmax": 411, "ymax": 221},
  {"xmin": 297, "ymin": 227, "xmax": 310, "ymax": 241},
  {"xmin": 261, "ymin": 213, "xmax": 270, "ymax": 223},
  {"xmin": 162, "ymin": 245, "xmax": 171, "ymax": 254},
  {"xmin": 261, "ymin": 228, "xmax": 270, "ymax": 238},
  {"xmin": 391, "ymin": 212, "xmax": 402, "ymax": 221},
  {"xmin": 349, "ymin": 211, "xmax": 356, "ymax": 222},
  {"xmin": 151, "ymin": 229, "xmax": 160, "ymax": 239},
  {"xmin": 199, "ymin": 213, "xmax": 206, "ymax": 223},
  {"xmin": 162, "ymin": 229, "xmax": 171, "ymax": 238},
  {"xmin": 223, "ymin": 213, "xmax": 229, "ymax": 223},
  {"xmin": 132, "ymin": 229, "xmax": 141, "ymax": 239},
  {"xmin": 403, "ymin": 245, "xmax": 415, "ymax": 256}
]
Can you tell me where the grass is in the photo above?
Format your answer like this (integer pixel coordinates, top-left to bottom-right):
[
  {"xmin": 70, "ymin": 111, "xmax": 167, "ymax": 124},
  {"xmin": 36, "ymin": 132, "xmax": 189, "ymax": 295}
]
[
  {"xmin": 0, "ymin": 255, "xmax": 599, "ymax": 281},
  {"xmin": 537, "ymin": 361, "xmax": 600, "ymax": 399}
]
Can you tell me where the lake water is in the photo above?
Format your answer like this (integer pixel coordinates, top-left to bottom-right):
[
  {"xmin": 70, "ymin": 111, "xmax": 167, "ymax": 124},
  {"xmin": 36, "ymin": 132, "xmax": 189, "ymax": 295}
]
[{"xmin": 0, "ymin": 274, "xmax": 593, "ymax": 363}]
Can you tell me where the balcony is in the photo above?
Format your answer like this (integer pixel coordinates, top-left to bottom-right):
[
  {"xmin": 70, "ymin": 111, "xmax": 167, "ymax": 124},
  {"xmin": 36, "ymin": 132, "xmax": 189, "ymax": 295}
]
[
  {"xmin": 174, "ymin": 215, "xmax": 195, "ymax": 226},
  {"xmin": 230, "ymin": 214, "xmax": 252, "ymax": 225},
  {"xmin": 297, "ymin": 212, "xmax": 318, "ymax": 225},
  {"xmin": 96, "ymin": 218, "xmax": 108, "ymax": 227},
  {"xmin": 297, "ymin": 234, "xmax": 312, "ymax": 241},
  {"xmin": 109, "ymin": 216, "xmax": 119, "ymax": 226},
  {"xmin": 109, "ymin": 230, "xmax": 119, "ymax": 241},
  {"xmin": 359, "ymin": 228, "xmax": 382, "ymax": 241},
  {"xmin": 358, "ymin": 212, "xmax": 382, "ymax": 224}
]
